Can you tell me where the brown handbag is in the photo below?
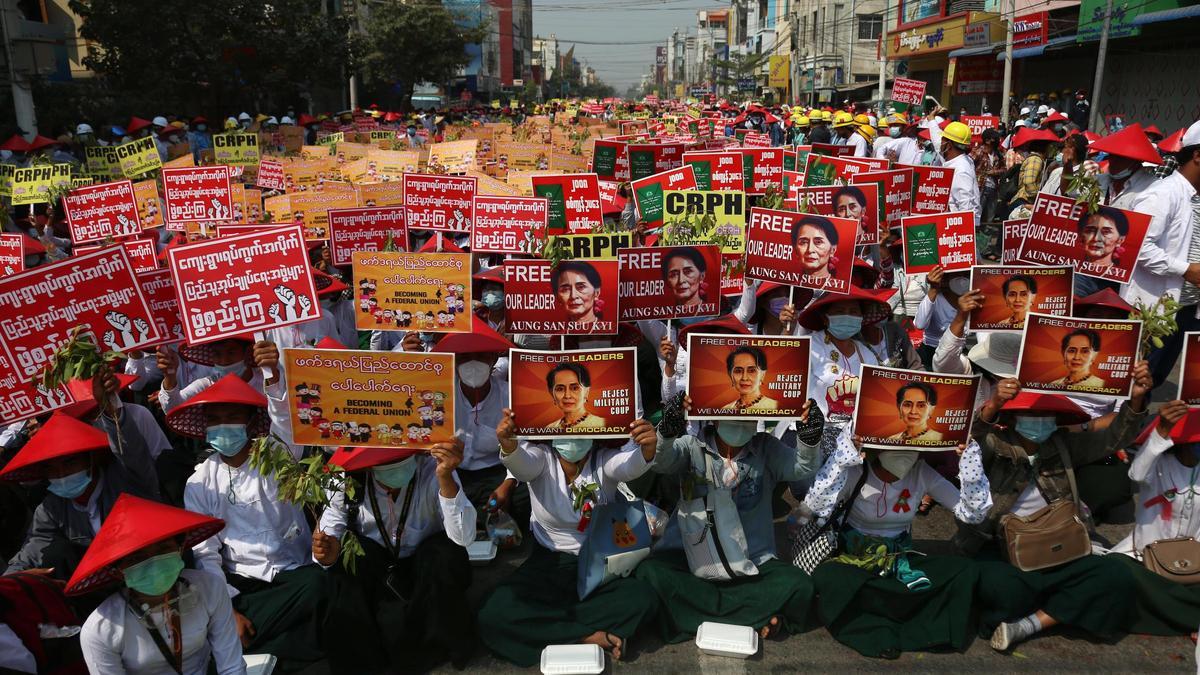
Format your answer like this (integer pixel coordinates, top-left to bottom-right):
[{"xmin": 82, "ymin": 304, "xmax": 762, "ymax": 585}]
[
  {"xmin": 999, "ymin": 445, "xmax": 1092, "ymax": 572},
  {"xmin": 1142, "ymin": 538, "xmax": 1200, "ymax": 584}
]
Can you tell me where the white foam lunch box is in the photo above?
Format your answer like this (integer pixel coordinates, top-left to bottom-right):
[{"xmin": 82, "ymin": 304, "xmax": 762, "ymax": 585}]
[
  {"xmin": 540, "ymin": 644, "xmax": 605, "ymax": 674},
  {"xmin": 695, "ymin": 621, "xmax": 759, "ymax": 658}
]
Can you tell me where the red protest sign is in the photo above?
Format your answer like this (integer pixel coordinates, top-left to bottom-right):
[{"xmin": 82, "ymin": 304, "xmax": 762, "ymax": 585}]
[
  {"xmin": 161, "ymin": 166, "xmax": 235, "ymax": 225},
  {"xmin": 853, "ymin": 169, "xmax": 913, "ymax": 231},
  {"xmin": 803, "ymin": 153, "xmax": 874, "ymax": 187},
  {"xmin": 630, "ymin": 165, "xmax": 697, "ymax": 228},
  {"xmin": 0, "ymin": 234, "xmax": 24, "ymax": 274},
  {"xmin": 810, "ymin": 143, "xmax": 854, "ymax": 157},
  {"xmin": 597, "ymin": 180, "xmax": 625, "ymax": 215},
  {"xmin": 138, "ymin": 269, "xmax": 185, "ymax": 344},
  {"xmin": 591, "ymin": 139, "xmax": 628, "ymax": 181},
  {"xmin": 1017, "ymin": 313, "xmax": 1142, "ymax": 399},
  {"xmin": 256, "ymin": 159, "xmax": 287, "ymax": 191},
  {"xmin": 892, "ymin": 77, "xmax": 927, "ymax": 106},
  {"xmin": 897, "ymin": 164, "xmax": 954, "ymax": 214},
  {"xmin": 471, "ymin": 195, "xmax": 549, "ymax": 255},
  {"xmin": 1001, "ymin": 218, "xmax": 1031, "ymax": 264},
  {"xmin": 1178, "ymin": 333, "xmax": 1200, "ymax": 406},
  {"xmin": 503, "ymin": 259, "xmax": 620, "ymax": 335},
  {"xmin": 402, "ymin": 173, "xmax": 476, "ymax": 232},
  {"xmin": 745, "ymin": 207, "xmax": 858, "ymax": 294},
  {"xmin": 0, "ymin": 245, "xmax": 162, "ymax": 382},
  {"xmin": 961, "ymin": 115, "xmax": 1000, "ymax": 143},
  {"xmin": 900, "ymin": 211, "xmax": 978, "ymax": 274},
  {"xmin": 167, "ymin": 224, "xmax": 318, "ymax": 344},
  {"xmin": 793, "ymin": 184, "xmax": 882, "ymax": 246},
  {"xmin": 684, "ymin": 151, "xmax": 745, "ymax": 191},
  {"xmin": 0, "ymin": 353, "xmax": 76, "ymax": 426},
  {"xmin": 78, "ymin": 237, "xmax": 158, "ymax": 274},
  {"xmin": 62, "ymin": 179, "xmax": 142, "ymax": 244},
  {"xmin": 739, "ymin": 147, "xmax": 785, "ymax": 195},
  {"xmin": 508, "ymin": 348, "xmax": 638, "ymax": 439},
  {"xmin": 617, "ymin": 245, "xmax": 722, "ymax": 322},
  {"xmin": 1017, "ymin": 194, "xmax": 1151, "ymax": 285},
  {"xmin": 853, "ymin": 156, "xmax": 891, "ymax": 171},
  {"xmin": 327, "ymin": 206, "xmax": 408, "ymax": 266},
  {"xmin": 741, "ymin": 132, "xmax": 772, "ymax": 148},
  {"xmin": 531, "ymin": 173, "xmax": 603, "ymax": 235}
]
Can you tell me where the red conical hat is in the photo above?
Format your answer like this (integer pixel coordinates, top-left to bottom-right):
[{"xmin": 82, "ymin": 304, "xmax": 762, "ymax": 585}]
[
  {"xmin": 1011, "ymin": 127, "xmax": 1059, "ymax": 149},
  {"xmin": 1134, "ymin": 410, "xmax": 1200, "ymax": 446},
  {"xmin": 59, "ymin": 373, "xmax": 139, "ymax": 420},
  {"xmin": 472, "ymin": 265, "xmax": 505, "ymax": 284},
  {"xmin": 328, "ymin": 446, "xmax": 421, "ymax": 473},
  {"xmin": 65, "ymin": 495, "xmax": 225, "ymax": 596},
  {"xmin": 315, "ymin": 336, "xmax": 347, "ymax": 350},
  {"xmin": 1000, "ymin": 391, "xmax": 1089, "ymax": 426},
  {"xmin": 25, "ymin": 135, "xmax": 58, "ymax": 151},
  {"xmin": 20, "ymin": 234, "xmax": 46, "ymax": 255},
  {"xmin": 165, "ymin": 373, "xmax": 270, "ymax": 439},
  {"xmin": 1090, "ymin": 123, "xmax": 1162, "ymax": 165},
  {"xmin": 1074, "ymin": 287, "xmax": 1135, "ymax": 315},
  {"xmin": 313, "ymin": 269, "xmax": 349, "ymax": 296},
  {"xmin": 0, "ymin": 134, "xmax": 30, "ymax": 152},
  {"xmin": 178, "ymin": 335, "xmax": 255, "ymax": 367},
  {"xmin": 797, "ymin": 285, "xmax": 892, "ymax": 331},
  {"xmin": 677, "ymin": 313, "xmax": 751, "ymax": 345},
  {"xmin": 0, "ymin": 414, "xmax": 111, "ymax": 482},
  {"xmin": 417, "ymin": 236, "xmax": 465, "ymax": 253},
  {"xmin": 434, "ymin": 319, "xmax": 513, "ymax": 354},
  {"xmin": 126, "ymin": 117, "xmax": 153, "ymax": 134},
  {"xmin": 1158, "ymin": 128, "xmax": 1187, "ymax": 154}
]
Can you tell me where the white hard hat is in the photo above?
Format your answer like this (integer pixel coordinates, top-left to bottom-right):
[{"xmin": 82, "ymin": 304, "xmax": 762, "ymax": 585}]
[
  {"xmin": 238, "ymin": 112, "xmax": 252, "ymax": 121},
  {"xmin": 1014, "ymin": 119, "xmax": 1027, "ymax": 127},
  {"xmin": 265, "ymin": 116, "xmax": 278, "ymax": 125},
  {"xmin": 1020, "ymin": 107, "xmax": 1031, "ymax": 115},
  {"xmin": 152, "ymin": 116, "xmax": 169, "ymax": 128},
  {"xmin": 280, "ymin": 116, "xmax": 294, "ymax": 125},
  {"xmin": 75, "ymin": 123, "xmax": 94, "ymax": 135},
  {"xmin": 1036, "ymin": 105, "xmax": 1049, "ymax": 115},
  {"xmin": 1184, "ymin": 120, "xmax": 1200, "ymax": 147}
]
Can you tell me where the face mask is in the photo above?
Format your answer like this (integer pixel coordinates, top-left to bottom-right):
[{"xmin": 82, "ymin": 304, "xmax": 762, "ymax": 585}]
[
  {"xmin": 889, "ymin": 127, "xmax": 902, "ymax": 138},
  {"xmin": 879, "ymin": 451, "xmax": 919, "ymax": 480},
  {"xmin": 47, "ymin": 469, "xmax": 91, "ymax": 499},
  {"xmin": 1054, "ymin": 152, "xmax": 1064, "ymax": 163},
  {"xmin": 210, "ymin": 361, "xmax": 247, "ymax": 380},
  {"xmin": 407, "ymin": 129, "xmax": 417, "ymax": 136},
  {"xmin": 827, "ymin": 314, "xmax": 863, "ymax": 339},
  {"xmin": 716, "ymin": 421, "xmax": 757, "ymax": 448},
  {"xmin": 553, "ymin": 438, "xmax": 592, "ymax": 463},
  {"xmin": 123, "ymin": 551, "xmax": 185, "ymax": 596},
  {"xmin": 481, "ymin": 288, "xmax": 504, "ymax": 309},
  {"xmin": 677, "ymin": 315, "xmax": 706, "ymax": 327},
  {"xmin": 1014, "ymin": 416, "xmax": 1058, "ymax": 443},
  {"xmin": 196, "ymin": 124, "xmax": 207, "ymax": 132},
  {"xmin": 1110, "ymin": 166, "xmax": 1135, "ymax": 181},
  {"xmin": 767, "ymin": 297, "xmax": 789, "ymax": 318},
  {"xmin": 418, "ymin": 332, "xmax": 437, "ymax": 345},
  {"xmin": 374, "ymin": 457, "xmax": 417, "ymax": 489},
  {"xmin": 457, "ymin": 360, "xmax": 492, "ymax": 388},
  {"xmin": 948, "ymin": 276, "xmax": 970, "ymax": 295},
  {"xmin": 206, "ymin": 423, "xmax": 248, "ymax": 457}
]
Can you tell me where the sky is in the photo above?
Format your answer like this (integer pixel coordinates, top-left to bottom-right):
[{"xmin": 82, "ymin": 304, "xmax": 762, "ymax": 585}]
[{"xmin": 532, "ymin": 0, "xmax": 730, "ymax": 91}]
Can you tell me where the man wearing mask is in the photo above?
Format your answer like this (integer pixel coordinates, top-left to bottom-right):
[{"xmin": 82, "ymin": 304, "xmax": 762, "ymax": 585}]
[
  {"xmin": 940, "ymin": 121, "xmax": 981, "ymax": 221},
  {"xmin": 831, "ymin": 112, "xmax": 868, "ymax": 157},
  {"xmin": 404, "ymin": 123, "xmax": 424, "ymax": 148},
  {"xmin": 189, "ymin": 116, "xmax": 212, "ymax": 162}
]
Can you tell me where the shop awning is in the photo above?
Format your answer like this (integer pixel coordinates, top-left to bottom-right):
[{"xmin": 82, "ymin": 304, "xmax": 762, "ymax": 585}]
[
  {"xmin": 836, "ymin": 79, "xmax": 884, "ymax": 93},
  {"xmin": 997, "ymin": 35, "xmax": 1078, "ymax": 61},
  {"xmin": 948, "ymin": 44, "xmax": 998, "ymax": 58},
  {"xmin": 1133, "ymin": 4, "xmax": 1200, "ymax": 24}
]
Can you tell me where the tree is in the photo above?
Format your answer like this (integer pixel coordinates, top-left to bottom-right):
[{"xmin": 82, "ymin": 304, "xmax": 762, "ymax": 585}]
[
  {"xmin": 359, "ymin": 0, "xmax": 488, "ymax": 111},
  {"xmin": 713, "ymin": 51, "xmax": 767, "ymax": 92}
]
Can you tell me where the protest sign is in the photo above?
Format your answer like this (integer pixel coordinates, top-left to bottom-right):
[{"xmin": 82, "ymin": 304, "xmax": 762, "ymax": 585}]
[
  {"xmin": 62, "ymin": 179, "xmax": 142, "ymax": 243},
  {"xmin": 852, "ymin": 366, "xmax": 979, "ymax": 451},
  {"xmin": 851, "ymin": 156, "xmax": 891, "ymax": 171},
  {"xmin": 11, "ymin": 164, "xmax": 71, "ymax": 206},
  {"xmin": 853, "ymin": 169, "xmax": 913, "ymax": 231},
  {"xmin": 161, "ymin": 166, "xmax": 235, "ymax": 226},
  {"xmin": 891, "ymin": 77, "xmax": 927, "ymax": 106},
  {"xmin": 0, "ymin": 245, "xmax": 161, "ymax": 381},
  {"xmin": 509, "ymin": 348, "xmax": 637, "ymax": 439},
  {"xmin": 745, "ymin": 207, "xmax": 857, "ymax": 294},
  {"xmin": 1178, "ymin": 333, "xmax": 1200, "ymax": 406},
  {"xmin": 793, "ymin": 184, "xmax": 881, "ymax": 246},
  {"xmin": 1001, "ymin": 218, "xmax": 1031, "ymax": 264},
  {"xmin": 900, "ymin": 211, "xmax": 977, "ymax": 274},
  {"xmin": 288, "ymin": 191, "xmax": 359, "ymax": 239},
  {"xmin": 968, "ymin": 265, "xmax": 1074, "ymax": 332},
  {"xmin": 131, "ymin": 179, "xmax": 165, "ymax": 230},
  {"xmin": 686, "ymin": 334, "xmax": 811, "ymax": 421},
  {"xmin": 77, "ymin": 238, "xmax": 158, "ymax": 274},
  {"xmin": 0, "ymin": 350, "xmax": 76, "ymax": 426},
  {"xmin": 495, "ymin": 142, "xmax": 551, "ymax": 172},
  {"xmin": 545, "ymin": 233, "xmax": 631, "ymax": 260},
  {"xmin": 471, "ymin": 195, "xmax": 548, "ymax": 255},
  {"xmin": 352, "ymin": 252, "xmax": 472, "ymax": 332},
  {"xmin": 504, "ymin": 259, "xmax": 620, "ymax": 335},
  {"xmin": 256, "ymin": 159, "xmax": 287, "ymax": 191},
  {"xmin": 428, "ymin": 139, "xmax": 478, "ymax": 174},
  {"xmin": 1016, "ymin": 313, "xmax": 1142, "ymax": 398},
  {"xmin": 739, "ymin": 147, "xmax": 785, "ymax": 194},
  {"xmin": 662, "ymin": 189, "xmax": 748, "ymax": 296},
  {"xmin": 683, "ymin": 151, "xmax": 745, "ymax": 191},
  {"xmin": 630, "ymin": 165, "xmax": 697, "ymax": 229},
  {"xmin": 0, "ymin": 235, "xmax": 22, "ymax": 275},
  {"xmin": 802, "ymin": 153, "xmax": 873, "ymax": 187},
  {"xmin": 117, "ymin": 136, "xmax": 162, "ymax": 177},
  {"xmin": 1016, "ymin": 194, "xmax": 1151, "ymax": 284},
  {"xmin": 628, "ymin": 143, "xmax": 686, "ymax": 180},
  {"xmin": 357, "ymin": 181, "xmax": 407, "ymax": 207},
  {"xmin": 283, "ymin": 348, "xmax": 456, "ymax": 449},
  {"xmin": 617, "ymin": 245, "xmax": 721, "ymax": 321},
  {"xmin": 402, "ymin": 174, "xmax": 476, "ymax": 232},
  {"xmin": 961, "ymin": 115, "xmax": 1000, "ymax": 142},
  {"xmin": 591, "ymin": 139, "xmax": 626, "ymax": 181},
  {"xmin": 327, "ymin": 207, "xmax": 407, "ymax": 266},
  {"xmin": 0, "ymin": 164, "xmax": 13, "ymax": 198},
  {"xmin": 212, "ymin": 133, "xmax": 261, "ymax": 167},
  {"xmin": 138, "ymin": 269, "xmax": 184, "ymax": 344},
  {"xmin": 810, "ymin": 143, "xmax": 854, "ymax": 157},
  {"xmin": 531, "ymin": 173, "xmax": 603, "ymax": 235},
  {"xmin": 896, "ymin": 164, "xmax": 954, "ymax": 214},
  {"xmin": 167, "ymin": 224, "xmax": 317, "ymax": 344},
  {"xmin": 84, "ymin": 145, "xmax": 122, "ymax": 177}
]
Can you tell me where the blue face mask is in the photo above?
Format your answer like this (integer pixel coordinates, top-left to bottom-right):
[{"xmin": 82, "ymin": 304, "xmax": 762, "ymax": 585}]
[
  {"xmin": 1015, "ymin": 416, "xmax": 1058, "ymax": 443},
  {"xmin": 1110, "ymin": 166, "xmax": 1135, "ymax": 181},
  {"xmin": 123, "ymin": 552, "xmax": 185, "ymax": 596},
  {"xmin": 374, "ymin": 457, "xmax": 418, "ymax": 489},
  {"xmin": 47, "ymin": 469, "xmax": 92, "ymax": 499},
  {"xmin": 482, "ymin": 289, "xmax": 504, "ymax": 309},
  {"xmin": 553, "ymin": 438, "xmax": 592, "ymax": 463},
  {"xmin": 677, "ymin": 315, "xmax": 706, "ymax": 327},
  {"xmin": 206, "ymin": 423, "xmax": 248, "ymax": 457},
  {"xmin": 418, "ymin": 332, "xmax": 437, "ymax": 345},
  {"xmin": 767, "ymin": 297, "xmax": 789, "ymax": 318},
  {"xmin": 716, "ymin": 421, "xmax": 756, "ymax": 448},
  {"xmin": 889, "ymin": 127, "xmax": 902, "ymax": 138},
  {"xmin": 827, "ymin": 314, "xmax": 863, "ymax": 339},
  {"xmin": 210, "ymin": 361, "xmax": 247, "ymax": 381}
]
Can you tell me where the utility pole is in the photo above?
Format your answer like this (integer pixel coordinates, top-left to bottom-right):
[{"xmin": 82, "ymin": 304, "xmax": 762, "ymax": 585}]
[
  {"xmin": 1000, "ymin": 0, "xmax": 1015, "ymax": 126},
  {"xmin": 1088, "ymin": 0, "xmax": 1115, "ymax": 131},
  {"xmin": 0, "ymin": 0, "xmax": 37, "ymax": 137},
  {"xmin": 876, "ymin": 0, "xmax": 888, "ymax": 118}
]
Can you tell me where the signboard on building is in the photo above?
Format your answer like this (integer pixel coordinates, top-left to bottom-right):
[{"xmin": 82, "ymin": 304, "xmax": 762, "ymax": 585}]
[
  {"xmin": 887, "ymin": 11, "xmax": 1005, "ymax": 59},
  {"xmin": 1013, "ymin": 12, "xmax": 1049, "ymax": 48}
]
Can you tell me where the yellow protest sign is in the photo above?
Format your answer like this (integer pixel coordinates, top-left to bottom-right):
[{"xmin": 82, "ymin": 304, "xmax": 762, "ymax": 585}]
[
  {"xmin": 0, "ymin": 164, "xmax": 14, "ymax": 198},
  {"xmin": 282, "ymin": 348, "xmax": 456, "ymax": 450},
  {"xmin": 163, "ymin": 153, "xmax": 194, "ymax": 169},
  {"xmin": 333, "ymin": 142, "xmax": 371, "ymax": 164},
  {"xmin": 352, "ymin": 252, "xmax": 473, "ymax": 332},
  {"xmin": 428, "ymin": 140, "xmax": 478, "ymax": 174},
  {"xmin": 264, "ymin": 194, "xmax": 291, "ymax": 225},
  {"xmin": 370, "ymin": 130, "xmax": 396, "ymax": 142},
  {"xmin": 545, "ymin": 232, "xmax": 631, "ymax": 260},
  {"xmin": 133, "ymin": 179, "xmax": 165, "ymax": 229},
  {"xmin": 356, "ymin": 181, "xmax": 406, "ymax": 207},
  {"xmin": 289, "ymin": 191, "xmax": 359, "ymax": 238},
  {"xmin": 11, "ymin": 163, "xmax": 72, "ymax": 206},
  {"xmin": 212, "ymin": 133, "xmax": 261, "ymax": 167},
  {"xmin": 84, "ymin": 145, "xmax": 122, "ymax": 177},
  {"xmin": 661, "ymin": 189, "xmax": 747, "ymax": 255},
  {"xmin": 318, "ymin": 131, "xmax": 344, "ymax": 146},
  {"xmin": 117, "ymin": 136, "xmax": 162, "ymax": 178},
  {"xmin": 495, "ymin": 142, "xmax": 551, "ymax": 171}
]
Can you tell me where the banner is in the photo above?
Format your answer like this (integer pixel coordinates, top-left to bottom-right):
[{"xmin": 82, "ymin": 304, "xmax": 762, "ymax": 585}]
[
  {"xmin": 1178, "ymin": 332, "xmax": 1200, "ymax": 406},
  {"xmin": 891, "ymin": 77, "xmax": 927, "ymax": 106},
  {"xmin": 684, "ymin": 150, "xmax": 745, "ymax": 191},
  {"xmin": 257, "ymin": 159, "xmax": 287, "ymax": 191},
  {"xmin": 471, "ymin": 195, "xmax": 548, "ymax": 254},
  {"xmin": 428, "ymin": 140, "xmax": 478, "ymax": 174},
  {"xmin": 617, "ymin": 245, "xmax": 721, "ymax": 321},
  {"xmin": 162, "ymin": 166, "xmax": 235, "ymax": 225},
  {"xmin": 591, "ymin": 139, "xmax": 626, "ymax": 181},
  {"xmin": 1017, "ymin": 313, "xmax": 1142, "ymax": 398},
  {"xmin": 661, "ymin": 189, "xmax": 748, "ymax": 295},
  {"xmin": 351, "ymin": 252, "xmax": 472, "ymax": 332},
  {"xmin": 283, "ymin": 348, "xmax": 456, "ymax": 449},
  {"xmin": 0, "ymin": 352, "xmax": 76, "ymax": 426},
  {"xmin": 897, "ymin": 164, "xmax": 954, "ymax": 214},
  {"xmin": 117, "ymin": 136, "xmax": 162, "ymax": 178},
  {"xmin": 138, "ymin": 269, "xmax": 185, "ymax": 344},
  {"xmin": 531, "ymin": 173, "xmax": 603, "ymax": 235},
  {"xmin": 327, "ymin": 206, "xmax": 407, "ymax": 266},
  {"xmin": 62, "ymin": 179, "xmax": 142, "ymax": 243},
  {"xmin": 0, "ymin": 246, "xmax": 161, "ymax": 381},
  {"xmin": 686, "ymin": 334, "xmax": 811, "ymax": 421},
  {"xmin": 167, "ymin": 224, "xmax": 317, "ymax": 344},
  {"xmin": 401, "ymin": 174, "xmax": 476, "ymax": 232},
  {"xmin": 11, "ymin": 164, "xmax": 72, "ymax": 206},
  {"xmin": 852, "ymin": 169, "xmax": 913, "ymax": 231},
  {"xmin": 852, "ymin": 366, "xmax": 979, "ymax": 451},
  {"xmin": 1001, "ymin": 218, "xmax": 1031, "ymax": 264},
  {"xmin": 740, "ymin": 147, "xmax": 785, "ymax": 194},
  {"xmin": 900, "ymin": 211, "xmax": 977, "ymax": 274},
  {"xmin": 545, "ymin": 232, "xmax": 631, "ymax": 260},
  {"xmin": 84, "ymin": 145, "xmax": 122, "ymax": 178},
  {"xmin": 1017, "ymin": 194, "xmax": 1151, "ymax": 284},
  {"xmin": 630, "ymin": 165, "xmax": 697, "ymax": 228},
  {"xmin": 509, "ymin": 348, "xmax": 638, "ymax": 439},
  {"xmin": 213, "ymin": 133, "xmax": 261, "ymax": 167},
  {"xmin": 961, "ymin": 115, "xmax": 1000, "ymax": 142},
  {"xmin": 802, "ymin": 153, "xmax": 874, "ymax": 187},
  {"xmin": 0, "ymin": 234, "xmax": 22, "ymax": 275},
  {"xmin": 793, "ymin": 184, "xmax": 881, "ymax": 246},
  {"xmin": 504, "ymin": 259, "xmax": 619, "ymax": 335},
  {"xmin": 968, "ymin": 265, "xmax": 1073, "ymax": 332},
  {"xmin": 78, "ymin": 238, "xmax": 158, "ymax": 274},
  {"xmin": 745, "ymin": 207, "xmax": 857, "ymax": 294}
]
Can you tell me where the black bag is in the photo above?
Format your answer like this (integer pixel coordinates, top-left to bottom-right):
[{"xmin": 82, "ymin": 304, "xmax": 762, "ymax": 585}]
[{"xmin": 998, "ymin": 163, "xmax": 1021, "ymax": 204}]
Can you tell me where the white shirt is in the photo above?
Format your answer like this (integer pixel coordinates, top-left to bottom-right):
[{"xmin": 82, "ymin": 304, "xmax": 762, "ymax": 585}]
[
  {"xmin": 501, "ymin": 441, "xmax": 651, "ymax": 554},
  {"xmin": 454, "ymin": 376, "xmax": 509, "ymax": 470},
  {"xmin": 317, "ymin": 455, "xmax": 475, "ymax": 560},
  {"xmin": 1111, "ymin": 169, "xmax": 1197, "ymax": 307},
  {"xmin": 808, "ymin": 330, "xmax": 886, "ymax": 423},
  {"xmin": 888, "ymin": 137, "xmax": 923, "ymax": 166},
  {"xmin": 80, "ymin": 569, "xmax": 245, "ymax": 675},
  {"xmin": 185, "ymin": 454, "xmax": 312, "ymax": 594},
  {"xmin": 914, "ymin": 292, "xmax": 958, "ymax": 347},
  {"xmin": 1111, "ymin": 431, "xmax": 1200, "ymax": 556},
  {"xmin": 944, "ymin": 152, "xmax": 981, "ymax": 220},
  {"xmin": 106, "ymin": 402, "xmax": 172, "ymax": 460},
  {"xmin": 835, "ymin": 133, "xmax": 869, "ymax": 157}
]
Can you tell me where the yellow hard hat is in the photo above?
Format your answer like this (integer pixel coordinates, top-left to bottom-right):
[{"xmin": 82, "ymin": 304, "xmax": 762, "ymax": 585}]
[
  {"xmin": 877, "ymin": 118, "xmax": 889, "ymax": 130},
  {"xmin": 817, "ymin": 110, "xmax": 831, "ymax": 122},
  {"xmin": 854, "ymin": 113, "xmax": 870, "ymax": 126},
  {"xmin": 858, "ymin": 125, "xmax": 877, "ymax": 142},
  {"xmin": 795, "ymin": 115, "xmax": 810, "ymax": 127},
  {"xmin": 832, "ymin": 111, "xmax": 855, "ymax": 128},
  {"xmin": 887, "ymin": 112, "xmax": 908, "ymax": 126},
  {"xmin": 942, "ymin": 121, "xmax": 972, "ymax": 146}
]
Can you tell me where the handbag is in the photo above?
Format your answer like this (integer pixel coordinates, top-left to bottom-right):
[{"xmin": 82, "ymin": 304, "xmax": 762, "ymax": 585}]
[
  {"xmin": 677, "ymin": 444, "xmax": 758, "ymax": 580},
  {"xmin": 577, "ymin": 476, "xmax": 653, "ymax": 599},
  {"xmin": 1142, "ymin": 537, "xmax": 1200, "ymax": 584},
  {"xmin": 790, "ymin": 466, "xmax": 870, "ymax": 574},
  {"xmin": 1000, "ymin": 445, "xmax": 1090, "ymax": 572}
]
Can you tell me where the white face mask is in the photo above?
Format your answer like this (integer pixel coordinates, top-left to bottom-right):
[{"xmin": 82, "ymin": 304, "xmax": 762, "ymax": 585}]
[
  {"xmin": 879, "ymin": 451, "xmax": 919, "ymax": 480},
  {"xmin": 457, "ymin": 360, "xmax": 492, "ymax": 388},
  {"xmin": 948, "ymin": 276, "xmax": 971, "ymax": 296}
]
